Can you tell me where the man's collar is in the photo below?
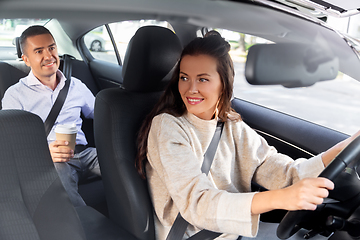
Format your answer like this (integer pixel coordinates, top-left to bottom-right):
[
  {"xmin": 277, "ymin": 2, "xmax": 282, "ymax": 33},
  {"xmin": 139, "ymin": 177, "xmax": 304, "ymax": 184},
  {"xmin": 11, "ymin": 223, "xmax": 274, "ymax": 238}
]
[
  {"xmin": 26, "ymin": 70, "xmax": 43, "ymax": 86},
  {"xmin": 26, "ymin": 70, "xmax": 67, "ymax": 90},
  {"xmin": 56, "ymin": 70, "xmax": 67, "ymax": 89}
]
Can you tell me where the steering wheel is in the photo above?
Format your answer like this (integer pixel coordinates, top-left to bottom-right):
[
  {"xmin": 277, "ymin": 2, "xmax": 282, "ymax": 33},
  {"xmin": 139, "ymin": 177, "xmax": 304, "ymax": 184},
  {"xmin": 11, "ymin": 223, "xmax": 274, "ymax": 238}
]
[{"xmin": 277, "ymin": 135, "xmax": 360, "ymax": 239}]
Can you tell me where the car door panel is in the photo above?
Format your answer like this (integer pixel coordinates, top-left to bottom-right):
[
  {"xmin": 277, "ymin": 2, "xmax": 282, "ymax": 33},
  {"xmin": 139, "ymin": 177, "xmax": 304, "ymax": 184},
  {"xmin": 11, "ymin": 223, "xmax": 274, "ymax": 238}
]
[
  {"xmin": 88, "ymin": 59, "xmax": 123, "ymax": 89},
  {"xmin": 231, "ymin": 98, "xmax": 348, "ymax": 159}
]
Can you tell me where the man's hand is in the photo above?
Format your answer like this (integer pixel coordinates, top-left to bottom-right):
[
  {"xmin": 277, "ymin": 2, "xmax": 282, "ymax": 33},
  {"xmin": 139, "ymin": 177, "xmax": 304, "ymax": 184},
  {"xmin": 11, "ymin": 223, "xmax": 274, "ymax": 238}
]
[{"xmin": 49, "ymin": 140, "xmax": 74, "ymax": 162}]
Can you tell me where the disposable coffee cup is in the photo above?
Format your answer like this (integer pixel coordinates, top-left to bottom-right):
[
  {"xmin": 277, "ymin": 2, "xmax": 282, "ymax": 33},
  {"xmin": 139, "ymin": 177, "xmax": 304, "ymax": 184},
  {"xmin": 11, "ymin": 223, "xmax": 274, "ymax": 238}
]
[{"xmin": 55, "ymin": 124, "xmax": 77, "ymax": 151}]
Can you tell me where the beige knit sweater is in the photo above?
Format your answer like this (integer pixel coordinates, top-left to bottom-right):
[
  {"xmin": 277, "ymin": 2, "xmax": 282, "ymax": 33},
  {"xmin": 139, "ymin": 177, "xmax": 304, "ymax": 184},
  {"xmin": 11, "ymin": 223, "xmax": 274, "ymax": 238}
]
[{"xmin": 146, "ymin": 112, "xmax": 324, "ymax": 239}]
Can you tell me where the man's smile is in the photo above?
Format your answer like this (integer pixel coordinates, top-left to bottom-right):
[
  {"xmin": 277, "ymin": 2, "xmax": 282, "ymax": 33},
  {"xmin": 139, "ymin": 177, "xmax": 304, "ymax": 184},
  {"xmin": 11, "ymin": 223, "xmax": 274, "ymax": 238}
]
[{"xmin": 42, "ymin": 60, "xmax": 56, "ymax": 67}]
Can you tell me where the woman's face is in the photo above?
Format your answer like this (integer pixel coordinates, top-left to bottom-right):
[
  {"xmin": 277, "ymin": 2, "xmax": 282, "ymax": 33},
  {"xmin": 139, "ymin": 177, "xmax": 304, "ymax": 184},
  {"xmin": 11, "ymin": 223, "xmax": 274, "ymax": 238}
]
[{"xmin": 178, "ymin": 54, "xmax": 222, "ymax": 120}]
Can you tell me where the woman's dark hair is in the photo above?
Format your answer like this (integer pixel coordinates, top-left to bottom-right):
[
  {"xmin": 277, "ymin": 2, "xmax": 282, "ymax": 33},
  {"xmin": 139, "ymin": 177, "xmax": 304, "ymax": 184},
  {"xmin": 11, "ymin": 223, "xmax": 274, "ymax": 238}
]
[{"xmin": 136, "ymin": 30, "xmax": 240, "ymax": 177}]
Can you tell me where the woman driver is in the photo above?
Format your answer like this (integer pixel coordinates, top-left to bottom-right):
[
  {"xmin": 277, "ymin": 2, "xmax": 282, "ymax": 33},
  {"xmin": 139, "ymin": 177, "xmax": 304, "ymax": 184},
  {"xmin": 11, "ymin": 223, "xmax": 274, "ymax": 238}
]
[{"xmin": 136, "ymin": 31, "xmax": 358, "ymax": 239}]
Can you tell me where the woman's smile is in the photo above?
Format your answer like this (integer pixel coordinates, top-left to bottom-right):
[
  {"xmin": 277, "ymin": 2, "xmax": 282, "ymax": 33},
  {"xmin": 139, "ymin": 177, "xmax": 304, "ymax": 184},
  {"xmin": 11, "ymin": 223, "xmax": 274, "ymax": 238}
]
[
  {"xmin": 186, "ymin": 97, "xmax": 204, "ymax": 105},
  {"xmin": 178, "ymin": 54, "xmax": 222, "ymax": 120}
]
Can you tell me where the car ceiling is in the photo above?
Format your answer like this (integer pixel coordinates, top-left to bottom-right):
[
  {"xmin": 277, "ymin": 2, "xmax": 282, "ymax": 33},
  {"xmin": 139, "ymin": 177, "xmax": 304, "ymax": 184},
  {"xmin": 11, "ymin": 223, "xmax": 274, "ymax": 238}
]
[
  {"xmin": 0, "ymin": 0, "xmax": 334, "ymax": 41},
  {"xmin": 1, "ymin": 0, "xmax": 360, "ymax": 81}
]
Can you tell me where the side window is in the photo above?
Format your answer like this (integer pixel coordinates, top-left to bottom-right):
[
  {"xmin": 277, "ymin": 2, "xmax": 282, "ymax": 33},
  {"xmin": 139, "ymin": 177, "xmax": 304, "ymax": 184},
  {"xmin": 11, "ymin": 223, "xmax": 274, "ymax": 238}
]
[
  {"xmin": 0, "ymin": 19, "xmax": 49, "ymax": 61},
  {"xmin": 83, "ymin": 26, "xmax": 118, "ymax": 64},
  {"xmin": 216, "ymin": 28, "xmax": 360, "ymax": 135},
  {"xmin": 83, "ymin": 20, "xmax": 172, "ymax": 65}
]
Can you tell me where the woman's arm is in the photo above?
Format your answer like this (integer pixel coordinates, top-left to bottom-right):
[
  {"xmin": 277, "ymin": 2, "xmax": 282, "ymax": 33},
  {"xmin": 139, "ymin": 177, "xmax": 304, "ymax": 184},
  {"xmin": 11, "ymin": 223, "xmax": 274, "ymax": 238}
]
[
  {"xmin": 251, "ymin": 130, "xmax": 360, "ymax": 215},
  {"xmin": 251, "ymin": 177, "xmax": 334, "ymax": 215},
  {"xmin": 321, "ymin": 130, "xmax": 360, "ymax": 167}
]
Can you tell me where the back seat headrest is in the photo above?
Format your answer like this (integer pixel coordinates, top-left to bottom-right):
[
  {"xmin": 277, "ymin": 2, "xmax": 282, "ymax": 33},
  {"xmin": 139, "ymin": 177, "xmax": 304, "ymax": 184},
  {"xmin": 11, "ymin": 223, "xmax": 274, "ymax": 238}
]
[
  {"xmin": 122, "ymin": 26, "xmax": 182, "ymax": 92},
  {"xmin": 15, "ymin": 37, "xmax": 22, "ymax": 59}
]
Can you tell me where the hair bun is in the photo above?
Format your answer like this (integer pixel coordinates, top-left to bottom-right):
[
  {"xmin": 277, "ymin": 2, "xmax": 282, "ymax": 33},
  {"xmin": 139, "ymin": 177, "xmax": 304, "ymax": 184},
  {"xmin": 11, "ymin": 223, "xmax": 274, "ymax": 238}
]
[
  {"xmin": 204, "ymin": 30, "xmax": 231, "ymax": 52},
  {"xmin": 204, "ymin": 30, "xmax": 222, "ymax": 38}
]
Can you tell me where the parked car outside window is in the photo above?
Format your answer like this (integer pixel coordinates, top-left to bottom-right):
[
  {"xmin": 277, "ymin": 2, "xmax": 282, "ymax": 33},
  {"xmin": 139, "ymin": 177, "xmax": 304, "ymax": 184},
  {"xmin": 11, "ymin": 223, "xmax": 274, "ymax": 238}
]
[{"xmin": 83, "ymin": 20, "xmax": 171, "ymax": 65}]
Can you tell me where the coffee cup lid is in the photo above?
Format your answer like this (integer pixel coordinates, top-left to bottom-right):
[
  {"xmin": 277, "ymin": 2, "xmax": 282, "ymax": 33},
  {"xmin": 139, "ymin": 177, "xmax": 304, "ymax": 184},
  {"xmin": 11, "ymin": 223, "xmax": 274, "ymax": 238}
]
[{"xmin": 55, "ymin": 123, "xmax": 77, "ymax": 134}]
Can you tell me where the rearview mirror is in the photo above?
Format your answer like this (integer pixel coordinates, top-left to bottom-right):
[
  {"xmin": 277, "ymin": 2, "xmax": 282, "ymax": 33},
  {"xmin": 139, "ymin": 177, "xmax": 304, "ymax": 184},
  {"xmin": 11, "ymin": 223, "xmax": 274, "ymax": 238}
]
[{"xmin": 245, "ymin": 43, "xmax": 339, "ymax": 87}]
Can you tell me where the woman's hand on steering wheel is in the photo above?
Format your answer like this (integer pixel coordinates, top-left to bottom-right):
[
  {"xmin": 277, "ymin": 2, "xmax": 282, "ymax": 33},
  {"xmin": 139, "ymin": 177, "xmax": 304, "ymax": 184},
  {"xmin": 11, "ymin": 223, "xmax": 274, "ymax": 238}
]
[
  {"xmin": 277, "ymin": 134, "xmax": 360, "ymax": 239},
  {"xmin": 251, "ymin": 177, "xmax": 334, "ymax": 215},
  {"xmin": 279, "ymin": 177, "xmax": 334, "ymax": 211}
]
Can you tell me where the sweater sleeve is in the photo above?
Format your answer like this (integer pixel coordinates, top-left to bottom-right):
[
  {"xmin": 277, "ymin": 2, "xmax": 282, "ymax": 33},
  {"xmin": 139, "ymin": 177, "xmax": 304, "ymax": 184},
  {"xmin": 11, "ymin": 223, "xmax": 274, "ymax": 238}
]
[
  {"xmin": 147, "ymin": 114, "xmax": 259, "ymax": 237},
  {"xmin": 236, "ymin": 122, "xmax": 325, "ymax": 190}
]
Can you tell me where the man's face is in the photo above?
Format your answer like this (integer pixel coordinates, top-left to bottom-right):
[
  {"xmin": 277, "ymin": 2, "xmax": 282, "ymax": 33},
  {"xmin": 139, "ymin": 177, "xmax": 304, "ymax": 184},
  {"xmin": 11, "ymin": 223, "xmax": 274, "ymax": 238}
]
[{"xmin": 22, "ymin": 33, "xmax": 60, "ymax": 82}]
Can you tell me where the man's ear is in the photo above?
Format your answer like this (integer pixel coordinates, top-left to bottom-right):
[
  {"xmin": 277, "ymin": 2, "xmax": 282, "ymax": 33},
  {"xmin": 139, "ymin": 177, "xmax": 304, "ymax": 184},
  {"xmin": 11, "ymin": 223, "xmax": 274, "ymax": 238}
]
[{"xmin": 22, "ymin": 54, "xmax": 31, "ymax": 67}]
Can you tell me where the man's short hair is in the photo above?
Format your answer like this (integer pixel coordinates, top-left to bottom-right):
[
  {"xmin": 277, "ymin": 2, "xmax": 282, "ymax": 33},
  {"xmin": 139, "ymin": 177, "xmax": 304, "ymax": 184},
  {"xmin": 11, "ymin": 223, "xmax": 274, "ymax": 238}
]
[{"xmin": 19, "ymin": 25, "xmax": 54, "ymax": 55}]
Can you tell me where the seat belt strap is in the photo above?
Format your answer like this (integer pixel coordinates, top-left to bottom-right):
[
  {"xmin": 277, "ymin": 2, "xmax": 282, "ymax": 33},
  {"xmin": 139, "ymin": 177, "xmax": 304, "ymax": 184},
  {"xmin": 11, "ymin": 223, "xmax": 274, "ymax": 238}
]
[
  {"xmin": 44, "ymin": 54, "xmax": 73, "ymax": 136},
  {"xmin": 187, "ymin": 229, "xmax": 223, "ymax": 240},
  {"xmin": 166, "ymin": 214, "xmax": 190, "ymax": 240},
  {"xmin": 166, "ymin": 121, "xmax": 224, "ymax": 240},
  {"xmin": 201, "ymin": 121, "xmax": 224, "ymax": 174}
]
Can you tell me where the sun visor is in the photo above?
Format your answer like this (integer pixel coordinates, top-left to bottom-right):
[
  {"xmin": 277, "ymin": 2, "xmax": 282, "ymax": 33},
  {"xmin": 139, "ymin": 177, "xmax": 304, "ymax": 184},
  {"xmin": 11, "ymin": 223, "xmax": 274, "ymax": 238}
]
[
  {"xmin": 245, "ymin": 43, "xmax": 339, "ymax": 88},
  {"xmin": 271, "ymin": 0, "xmax": 360, "ymax": 17}
]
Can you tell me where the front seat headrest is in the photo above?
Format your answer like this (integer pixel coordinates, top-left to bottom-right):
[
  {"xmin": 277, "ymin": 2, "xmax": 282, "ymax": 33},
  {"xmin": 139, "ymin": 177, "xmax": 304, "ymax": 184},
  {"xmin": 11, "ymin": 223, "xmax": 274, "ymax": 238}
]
[
  {"xmin": 15, "ymin": 37, "xmax": 22, "ymax": 58},
  {"xmin": 122, "ymin": 26, "xmax": 182, "ymax": 92}
]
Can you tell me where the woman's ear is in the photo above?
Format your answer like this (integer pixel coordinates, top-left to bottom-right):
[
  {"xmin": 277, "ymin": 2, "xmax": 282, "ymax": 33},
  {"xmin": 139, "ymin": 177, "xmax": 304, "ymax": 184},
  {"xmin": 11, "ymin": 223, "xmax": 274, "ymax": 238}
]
[{"xmin": 213, "ymin": 97, "xmax": 222, "ymax": 119}]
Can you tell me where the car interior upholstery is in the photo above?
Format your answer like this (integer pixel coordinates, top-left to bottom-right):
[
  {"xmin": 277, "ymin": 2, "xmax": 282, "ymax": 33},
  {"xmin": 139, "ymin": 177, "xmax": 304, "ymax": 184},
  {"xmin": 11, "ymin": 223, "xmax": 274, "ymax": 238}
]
[
  {"xmin": 0, "ymin": 109, "xmax": 140, "ymax": 240},
  {"xmin": 0, "ymin": 62, "xmax": 28, "ymax": 109},
  {"xmin": 0, "ymin": 109, "xmax": 88, "ymax": 240},
  {"xmin": 94, "ymin": 25, "xmax": 183, "ymax": 240},
  {"xmin": 232, "ymin": 99, "xmax": 348, "ymax": 159}
]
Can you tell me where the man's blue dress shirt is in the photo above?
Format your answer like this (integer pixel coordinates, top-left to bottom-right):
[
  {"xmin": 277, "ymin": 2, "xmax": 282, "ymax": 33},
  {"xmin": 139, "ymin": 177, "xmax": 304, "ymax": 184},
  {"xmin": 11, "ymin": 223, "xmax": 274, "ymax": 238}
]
[{"xmin": 2, "ymin": 70, "xmax": 95, "ymax": 146}]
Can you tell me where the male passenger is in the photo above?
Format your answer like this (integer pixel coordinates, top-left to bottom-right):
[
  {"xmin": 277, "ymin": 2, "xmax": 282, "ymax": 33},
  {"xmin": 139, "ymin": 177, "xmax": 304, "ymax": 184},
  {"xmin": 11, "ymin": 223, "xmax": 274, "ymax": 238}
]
[{"xmin": 2, "ymin": 25, "xmax": 100, "ymax": 207}]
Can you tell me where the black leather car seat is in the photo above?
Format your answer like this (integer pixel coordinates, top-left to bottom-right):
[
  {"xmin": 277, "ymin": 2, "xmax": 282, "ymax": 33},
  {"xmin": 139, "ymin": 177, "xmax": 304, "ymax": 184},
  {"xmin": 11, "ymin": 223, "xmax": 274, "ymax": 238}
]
[
  {"xmin": 94, "ymin": 26, "xmax": 183, "ymax": 240},
  {"xmin": 0, "ymin": 110, "xmax": 87, "ymax": 240},
  {"xmin": 0, "ymin": 62, "xmax": 29, "ymax": 109},
  {"xmin": 0, "ymin": 109, "xmax": 139, "ymax": 240},
  {"xmin": 0, "ymin": 37, "xmax": 32, "ymax": 109}
]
